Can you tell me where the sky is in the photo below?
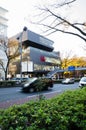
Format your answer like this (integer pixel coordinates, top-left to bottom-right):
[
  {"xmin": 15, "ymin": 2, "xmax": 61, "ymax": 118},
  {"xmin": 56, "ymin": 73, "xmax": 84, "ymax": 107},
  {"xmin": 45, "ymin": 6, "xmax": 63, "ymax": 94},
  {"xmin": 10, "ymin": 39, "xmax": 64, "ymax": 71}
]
[{"xmin": 0, "ymin": 0, "xmax": 86, "ymax": 58}]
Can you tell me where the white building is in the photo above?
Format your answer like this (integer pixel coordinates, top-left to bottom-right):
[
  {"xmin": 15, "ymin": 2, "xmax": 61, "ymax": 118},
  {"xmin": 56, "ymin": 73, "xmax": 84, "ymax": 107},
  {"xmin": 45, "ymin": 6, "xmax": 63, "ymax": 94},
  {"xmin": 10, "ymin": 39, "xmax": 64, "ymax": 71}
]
[{"xmin": 0, "ymin": 7, "xmax": 8, "ymax": 79}]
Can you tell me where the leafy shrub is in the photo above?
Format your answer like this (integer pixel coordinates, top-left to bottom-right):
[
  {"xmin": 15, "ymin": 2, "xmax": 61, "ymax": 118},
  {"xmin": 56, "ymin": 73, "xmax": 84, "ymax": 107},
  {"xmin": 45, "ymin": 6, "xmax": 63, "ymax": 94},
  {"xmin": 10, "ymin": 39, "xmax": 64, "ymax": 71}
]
[
  {"xmin": 0, "ymin": 88, "xmax": 86, "ymax": 130},
  {"xmin": 35, "ymin": 78, "xmax": 53, "ymax": 92}
]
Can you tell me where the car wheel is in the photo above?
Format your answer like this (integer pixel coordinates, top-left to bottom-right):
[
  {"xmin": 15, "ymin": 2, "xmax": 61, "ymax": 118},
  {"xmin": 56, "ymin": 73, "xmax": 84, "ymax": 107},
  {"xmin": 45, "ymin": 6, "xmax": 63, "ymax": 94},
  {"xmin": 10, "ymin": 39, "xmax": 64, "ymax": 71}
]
[{"xmin": 29, "ymin": 88, "xmax": 34, "ymax": 93}]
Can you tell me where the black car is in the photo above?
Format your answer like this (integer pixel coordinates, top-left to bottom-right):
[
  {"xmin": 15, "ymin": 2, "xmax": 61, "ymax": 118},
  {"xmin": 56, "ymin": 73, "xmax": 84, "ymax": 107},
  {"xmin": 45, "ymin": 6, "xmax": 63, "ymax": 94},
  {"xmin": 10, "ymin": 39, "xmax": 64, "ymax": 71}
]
[{"xmin": 21, "ymin": 77, "xmax": 53, "ymax": 92}]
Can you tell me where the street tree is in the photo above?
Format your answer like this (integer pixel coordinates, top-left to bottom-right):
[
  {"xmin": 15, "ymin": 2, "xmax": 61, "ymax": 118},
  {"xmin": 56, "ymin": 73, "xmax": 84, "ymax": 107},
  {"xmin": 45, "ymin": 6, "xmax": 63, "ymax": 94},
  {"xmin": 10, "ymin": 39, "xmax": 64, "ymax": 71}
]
[
  {"xmin": 31, "ymin": 0, "xmax": 86, "ymax": 42},
  {"xmin": 62, "ymin": 54, "xmax": 86, "ymax": 69},
  {"xmin": 0, "ymin": 38, "xmax": 19, "ymax": 80},
  {"xmin": 61, "ymin": 52, "xmax": 86, "ymax": 77}
]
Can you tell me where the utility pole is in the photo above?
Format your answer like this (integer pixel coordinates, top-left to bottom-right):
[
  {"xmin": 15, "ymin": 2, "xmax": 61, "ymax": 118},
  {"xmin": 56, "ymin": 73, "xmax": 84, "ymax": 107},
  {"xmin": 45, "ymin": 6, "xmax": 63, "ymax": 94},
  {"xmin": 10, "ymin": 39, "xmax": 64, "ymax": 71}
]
[{"xmin": 17, "ymin": 26, "xmax": 27, "ymax": 82}]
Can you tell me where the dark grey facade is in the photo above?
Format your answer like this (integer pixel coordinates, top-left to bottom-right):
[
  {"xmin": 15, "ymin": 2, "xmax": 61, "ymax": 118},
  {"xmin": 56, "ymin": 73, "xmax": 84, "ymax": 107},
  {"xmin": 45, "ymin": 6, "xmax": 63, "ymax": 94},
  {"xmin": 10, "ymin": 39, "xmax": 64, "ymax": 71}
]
[
  {"xmin": 9, "ymin": 28, "xmax": 61, "ymax": 77},
  {"xmin": 16, "ymin": 29, "xmax": 54, "ymax": 52},
  {"xmin": 30, "ymin": 47, "xmax": 60, "ymax": 66}
]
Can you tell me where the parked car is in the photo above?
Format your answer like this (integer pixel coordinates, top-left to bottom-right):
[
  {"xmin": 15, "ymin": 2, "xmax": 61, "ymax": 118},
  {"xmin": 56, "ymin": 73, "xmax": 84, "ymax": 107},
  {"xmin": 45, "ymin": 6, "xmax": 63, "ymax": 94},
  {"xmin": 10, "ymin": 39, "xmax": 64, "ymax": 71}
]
[
  {"xmin": 11, "ymin": 77, "xmax": 29, "ymax": 84},
  {"xmin": 79, "ymin": 77, "xmax": 86, "ymax": 88},
  {"xmin": 62, "ymin": 78, "xmax": 75, "ymax": 84},
  {"xmin": 21, "ymin": 77, "xmax": 53, "ymax": 92}
]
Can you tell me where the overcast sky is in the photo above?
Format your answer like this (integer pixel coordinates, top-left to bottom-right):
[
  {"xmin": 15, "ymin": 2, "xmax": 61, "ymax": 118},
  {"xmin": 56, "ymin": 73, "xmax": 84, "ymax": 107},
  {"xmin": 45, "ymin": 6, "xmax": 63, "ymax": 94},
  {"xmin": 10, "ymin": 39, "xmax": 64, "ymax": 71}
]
[{"xmin": 0, "ymin": 0, "xmax": 86, "ymax": 57}]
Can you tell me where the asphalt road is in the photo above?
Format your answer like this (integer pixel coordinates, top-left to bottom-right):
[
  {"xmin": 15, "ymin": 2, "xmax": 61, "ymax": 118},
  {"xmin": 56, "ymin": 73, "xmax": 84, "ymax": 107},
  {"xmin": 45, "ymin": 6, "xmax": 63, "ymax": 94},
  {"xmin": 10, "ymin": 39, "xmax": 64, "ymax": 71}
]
[{"xmin": 0, "ymin": 82, "xmax": 79, "ymax": 103}]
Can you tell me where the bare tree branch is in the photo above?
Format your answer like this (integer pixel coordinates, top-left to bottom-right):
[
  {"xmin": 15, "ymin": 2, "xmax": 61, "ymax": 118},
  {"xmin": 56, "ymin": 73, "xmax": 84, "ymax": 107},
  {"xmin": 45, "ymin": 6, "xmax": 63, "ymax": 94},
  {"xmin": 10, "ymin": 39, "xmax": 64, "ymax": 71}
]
[
  {"xmin": 0, "ymin": 59, "xmax": 6, "ymax": 72},
  {"xmin": 30, "ymin": 0, "xmax": 86, "ymax": 42},
  {"xmin": 32, "ymin": 21, "xmax": 86, "ymax": 42},
  {"xmin": 52, "ymin": 0, "xmax": 76, "ymax": 8},
  {"xmin": 45, "ymin": 8, "xmax": 86, "ymax": 36}
]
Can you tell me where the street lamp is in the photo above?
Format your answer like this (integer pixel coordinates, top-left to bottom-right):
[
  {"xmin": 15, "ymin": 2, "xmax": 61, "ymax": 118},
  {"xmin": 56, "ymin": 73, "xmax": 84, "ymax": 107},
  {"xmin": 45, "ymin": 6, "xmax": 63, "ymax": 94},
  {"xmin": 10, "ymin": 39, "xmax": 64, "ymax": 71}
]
[{"xmin": 17, "ymin": 26, "xmax": 27, "ymax": 81}]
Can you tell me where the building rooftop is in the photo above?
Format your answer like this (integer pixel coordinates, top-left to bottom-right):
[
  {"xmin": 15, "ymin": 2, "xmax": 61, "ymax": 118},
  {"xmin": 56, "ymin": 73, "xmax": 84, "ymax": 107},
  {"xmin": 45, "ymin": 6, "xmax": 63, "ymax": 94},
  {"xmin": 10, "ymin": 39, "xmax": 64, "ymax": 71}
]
[{"xmin": 10, "ymin": 28, "xmax": 54, "ymax": 52}]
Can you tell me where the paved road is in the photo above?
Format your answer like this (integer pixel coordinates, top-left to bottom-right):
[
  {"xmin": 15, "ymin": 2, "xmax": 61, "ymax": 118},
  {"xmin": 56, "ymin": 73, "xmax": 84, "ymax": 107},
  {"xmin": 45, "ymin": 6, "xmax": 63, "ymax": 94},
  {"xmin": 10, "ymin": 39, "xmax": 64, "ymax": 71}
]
[{"xmin": 0, "ymin": 82, "xmax": 79, "ymax": 108}]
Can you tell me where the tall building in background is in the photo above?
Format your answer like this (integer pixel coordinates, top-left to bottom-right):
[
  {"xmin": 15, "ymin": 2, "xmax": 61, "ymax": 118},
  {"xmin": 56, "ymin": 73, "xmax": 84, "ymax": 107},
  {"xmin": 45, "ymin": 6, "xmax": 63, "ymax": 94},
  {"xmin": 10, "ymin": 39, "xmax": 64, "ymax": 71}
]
[
  {"xmin": 0, "ymin": 7, "xmax": 8, "ymax": 79},
  {"xmin": 0, "ymin": 7, "xmax": 8, "ymax": 37}
]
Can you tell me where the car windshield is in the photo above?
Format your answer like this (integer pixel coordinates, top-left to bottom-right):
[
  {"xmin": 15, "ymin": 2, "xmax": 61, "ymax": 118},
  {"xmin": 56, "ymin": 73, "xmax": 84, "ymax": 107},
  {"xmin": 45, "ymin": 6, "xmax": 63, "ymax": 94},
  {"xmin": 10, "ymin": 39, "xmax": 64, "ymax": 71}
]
[{"xmin": 81, "ymin": 77, "xmax": 86, "ymax": 82}]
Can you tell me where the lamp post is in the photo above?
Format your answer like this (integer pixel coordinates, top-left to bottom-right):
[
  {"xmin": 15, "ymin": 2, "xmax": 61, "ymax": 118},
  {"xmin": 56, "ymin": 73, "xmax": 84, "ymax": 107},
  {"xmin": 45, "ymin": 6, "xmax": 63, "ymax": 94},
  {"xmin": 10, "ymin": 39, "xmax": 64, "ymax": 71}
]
[{"xmin": 17, "ymin": 27, "xmax": 27, "ymax": 81}]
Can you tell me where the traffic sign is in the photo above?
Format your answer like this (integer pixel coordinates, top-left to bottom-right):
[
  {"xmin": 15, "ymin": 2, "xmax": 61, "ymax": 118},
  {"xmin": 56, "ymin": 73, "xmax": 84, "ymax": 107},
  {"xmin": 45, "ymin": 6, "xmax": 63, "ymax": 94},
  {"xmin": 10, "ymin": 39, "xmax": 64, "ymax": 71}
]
[{"xmin": 68, "ymin": 66, "xmax": 75, "ymax": 71}]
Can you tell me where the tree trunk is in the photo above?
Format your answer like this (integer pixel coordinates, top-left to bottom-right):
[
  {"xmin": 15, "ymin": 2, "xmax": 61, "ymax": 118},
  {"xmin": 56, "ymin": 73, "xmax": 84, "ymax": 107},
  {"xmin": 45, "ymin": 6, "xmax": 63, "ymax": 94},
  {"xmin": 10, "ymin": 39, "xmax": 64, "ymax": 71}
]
[{"xmin": 5, "ymin": 60, "xmax": 9, "ymax": 80}]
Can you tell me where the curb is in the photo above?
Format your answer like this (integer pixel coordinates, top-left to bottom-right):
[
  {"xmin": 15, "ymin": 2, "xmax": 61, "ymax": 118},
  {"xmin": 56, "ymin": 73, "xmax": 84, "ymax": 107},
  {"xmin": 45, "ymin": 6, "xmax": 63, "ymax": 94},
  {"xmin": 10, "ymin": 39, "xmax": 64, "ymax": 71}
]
[{"xmin": 0, "ymin": 91, "xmax": 60, "ymax": 109}]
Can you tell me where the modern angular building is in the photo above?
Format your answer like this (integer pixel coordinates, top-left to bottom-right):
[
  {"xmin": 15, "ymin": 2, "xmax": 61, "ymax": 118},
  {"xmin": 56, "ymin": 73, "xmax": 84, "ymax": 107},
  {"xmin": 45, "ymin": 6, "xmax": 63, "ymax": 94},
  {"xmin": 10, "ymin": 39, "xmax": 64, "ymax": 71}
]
[
  {"xmin": 0, "ymin": 7, "xmax": 8, "ymax": 79},
  {"xmin": 8, "ymin": 28, "xmax": 61, "ymax": 78}
]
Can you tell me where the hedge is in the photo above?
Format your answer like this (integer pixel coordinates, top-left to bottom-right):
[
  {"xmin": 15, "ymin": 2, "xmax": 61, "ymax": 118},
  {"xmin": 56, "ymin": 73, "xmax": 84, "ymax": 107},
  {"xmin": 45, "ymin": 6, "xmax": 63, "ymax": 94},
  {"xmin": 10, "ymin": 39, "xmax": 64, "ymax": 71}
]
[
  {"xmin": 0, "ymin": 88, "xmax": 86, "ymax": 130},
  {"xmin": 0, "ymin": 81, "xmax": 16, "ymax": 88}
]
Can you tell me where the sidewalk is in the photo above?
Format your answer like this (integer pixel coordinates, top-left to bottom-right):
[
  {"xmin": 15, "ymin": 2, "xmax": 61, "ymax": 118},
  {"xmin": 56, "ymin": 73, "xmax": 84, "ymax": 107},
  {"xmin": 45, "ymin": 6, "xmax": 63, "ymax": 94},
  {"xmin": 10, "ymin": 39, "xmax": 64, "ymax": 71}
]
[{"xmin": 0, "ymin": 91, "xmax": 60, "ymax": 109}]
